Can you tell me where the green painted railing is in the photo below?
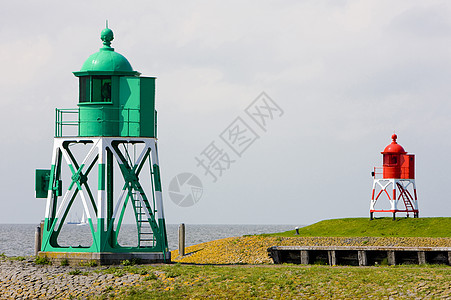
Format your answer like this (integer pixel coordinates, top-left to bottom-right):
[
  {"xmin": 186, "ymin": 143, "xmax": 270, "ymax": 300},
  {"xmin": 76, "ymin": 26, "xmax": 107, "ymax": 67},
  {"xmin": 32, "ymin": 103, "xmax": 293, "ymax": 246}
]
[
  {"xmin": 55, "ymin": 108, "xmax": 79, "ymax": 137},
  {"xmin": 55, "ymin": 107, "xmax": 144, "ymax": 137}
]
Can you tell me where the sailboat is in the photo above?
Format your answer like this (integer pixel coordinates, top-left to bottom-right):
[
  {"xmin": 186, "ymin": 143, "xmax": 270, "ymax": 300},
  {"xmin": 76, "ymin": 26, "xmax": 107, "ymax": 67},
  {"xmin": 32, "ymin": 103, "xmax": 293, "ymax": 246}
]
[
  {"xmin": 77, "ymin": 211, "xmax": 88, "ymax": 226},
  {"xmin": 67, "ymin": 211, "xmax": 88, "ymax": 225}
]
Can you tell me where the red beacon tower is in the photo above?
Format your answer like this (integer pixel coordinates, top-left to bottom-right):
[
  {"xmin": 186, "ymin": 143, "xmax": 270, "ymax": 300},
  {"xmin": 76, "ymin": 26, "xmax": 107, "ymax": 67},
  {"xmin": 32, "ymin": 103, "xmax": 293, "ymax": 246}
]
[{"xmin": 370, "ymin": 134, "xmax": 419, "ymax": 220}]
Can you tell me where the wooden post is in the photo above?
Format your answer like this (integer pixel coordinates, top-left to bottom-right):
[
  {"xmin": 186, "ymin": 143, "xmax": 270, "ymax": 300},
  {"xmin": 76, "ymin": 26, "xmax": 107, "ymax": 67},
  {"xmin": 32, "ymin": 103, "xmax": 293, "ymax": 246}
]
[
  {"xmin": 34, "ymin": 224, "xmax": 41, "ymax": 256},
  {"xmin": 358, "ymin": 250, "xmax": 368, "ymax": 266},
  {"xmin": 178, "ymin": 223, "xmax": 185, "ymax": 257},
  {"xmin": 300, "ymin": 250, "xmax": 309, "ymax": 264},
  {"xmin": 328, "ymin": 250, "xmax": 336, "ymax": 266},
  {"xmin": 418, "ymin": 251, "xmax": 426, "ymax": 264},
  {"xmin": 40, "ymin": 220, "xmax": 44, "ymax": 244},
  {"xmin": 388, "ymin": 251, "xmax": 396, "ymax": 265}
]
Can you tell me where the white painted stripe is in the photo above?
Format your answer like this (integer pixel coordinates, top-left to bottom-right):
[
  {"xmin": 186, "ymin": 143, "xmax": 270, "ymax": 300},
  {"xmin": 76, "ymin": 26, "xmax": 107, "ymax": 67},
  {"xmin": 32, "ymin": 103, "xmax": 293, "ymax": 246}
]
[
  {"xmin": 97, "ymin": 189, "xmax": 105, "ymax": 220},
  {"xmin": 78, "ymin": 187, "xmax": 92, "ymax": 220},
  {"xmin": 112, "ymin": 189, "xmax": 128, "ymax": 219},
  {"xmin": 54, "ymin": 187, "xmax": 77, "ymax": 220},
  {"xmin": 79, "ymin": 139, "xmax": 101, "ymax": 167},
  {"xmin": 150, "ymin": 140, "xmax": 165, "ymax": 220},
  {"xmin": 97, "ymin": 141, "xmax": 106, "ymax": 221},
  {"xmin": 155, "ymin": 191, "xmax": 164, "ymax": 219}
]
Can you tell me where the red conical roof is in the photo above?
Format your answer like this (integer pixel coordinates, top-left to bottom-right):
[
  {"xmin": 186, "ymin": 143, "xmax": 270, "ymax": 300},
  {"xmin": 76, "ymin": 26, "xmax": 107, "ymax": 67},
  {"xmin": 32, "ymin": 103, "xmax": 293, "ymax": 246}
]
[{"xmin": 381, "ymin": 134, "xmax": 406, "ymax": 154}]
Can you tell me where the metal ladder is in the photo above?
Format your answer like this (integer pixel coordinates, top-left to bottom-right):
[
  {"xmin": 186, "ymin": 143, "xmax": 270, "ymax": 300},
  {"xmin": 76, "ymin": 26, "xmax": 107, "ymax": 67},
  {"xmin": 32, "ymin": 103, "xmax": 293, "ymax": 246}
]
[
  {"xmin": 132, "ymin": 191, "xmax": 155, "ymax": 247},
  {"xmin": 396, "ymin": 182, "xmax": 415, "ymax": 214}
]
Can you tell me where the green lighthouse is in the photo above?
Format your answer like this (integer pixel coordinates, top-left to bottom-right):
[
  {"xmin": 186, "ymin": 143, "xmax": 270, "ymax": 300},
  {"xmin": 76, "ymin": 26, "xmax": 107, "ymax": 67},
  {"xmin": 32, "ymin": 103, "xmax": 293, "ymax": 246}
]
[{"xmin": 36, "ymin": 25, "xmax": 169, "ymax": 264}]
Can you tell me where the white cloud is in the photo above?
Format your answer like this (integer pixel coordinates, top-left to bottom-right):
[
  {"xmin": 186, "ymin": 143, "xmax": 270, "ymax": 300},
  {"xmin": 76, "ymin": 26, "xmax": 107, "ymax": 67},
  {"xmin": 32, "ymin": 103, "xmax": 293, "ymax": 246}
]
[{"xmin": 0, "ymin": 36, "xmax": 53, "ymax": 90}]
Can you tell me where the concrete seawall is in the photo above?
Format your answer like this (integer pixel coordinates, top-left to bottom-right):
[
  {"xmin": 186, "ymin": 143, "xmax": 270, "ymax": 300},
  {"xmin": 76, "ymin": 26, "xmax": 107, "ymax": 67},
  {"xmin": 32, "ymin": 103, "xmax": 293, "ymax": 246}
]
[{"xmin": 268, "ymin": 246, "xmax": 451, "ymax": 266}]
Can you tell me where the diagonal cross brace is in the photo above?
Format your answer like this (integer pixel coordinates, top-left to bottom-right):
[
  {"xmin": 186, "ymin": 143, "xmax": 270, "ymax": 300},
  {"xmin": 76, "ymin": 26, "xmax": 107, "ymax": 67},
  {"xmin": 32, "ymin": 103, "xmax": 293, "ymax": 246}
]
[
  {"xmin": 110, "ymin": 143, "xmax": 160, "ymax": 236},
  {"xmin": 61, "ymin": 143, "xmax": 99, "ymax": 216}
]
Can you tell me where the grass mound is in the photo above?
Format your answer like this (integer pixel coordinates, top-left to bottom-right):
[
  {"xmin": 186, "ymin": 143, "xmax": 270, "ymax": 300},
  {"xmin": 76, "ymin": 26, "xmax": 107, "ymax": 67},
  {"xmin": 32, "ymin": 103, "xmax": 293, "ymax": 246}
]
[{"xmin": 268, "ymin": 217, "xmax": 451, "ymax": 238}]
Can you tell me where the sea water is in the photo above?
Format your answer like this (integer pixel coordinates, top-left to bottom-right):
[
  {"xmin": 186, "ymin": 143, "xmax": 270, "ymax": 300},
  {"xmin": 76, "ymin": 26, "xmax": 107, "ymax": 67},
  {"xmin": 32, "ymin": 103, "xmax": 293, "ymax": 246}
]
[{"xmin": 0, "ymin": 224, "xmax": 297, "ymax": 257}]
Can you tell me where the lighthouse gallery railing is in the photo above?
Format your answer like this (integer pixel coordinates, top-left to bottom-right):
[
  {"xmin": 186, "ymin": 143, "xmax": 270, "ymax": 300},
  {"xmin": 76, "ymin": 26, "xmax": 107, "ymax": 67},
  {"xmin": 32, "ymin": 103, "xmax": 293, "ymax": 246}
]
[
  {"xmin": 372, "ymin": 166, "xmax": 412, "ymax": 179},
  {"xmin": 55, "ymin": 107, "xmax": 143, "ymax": 137}
]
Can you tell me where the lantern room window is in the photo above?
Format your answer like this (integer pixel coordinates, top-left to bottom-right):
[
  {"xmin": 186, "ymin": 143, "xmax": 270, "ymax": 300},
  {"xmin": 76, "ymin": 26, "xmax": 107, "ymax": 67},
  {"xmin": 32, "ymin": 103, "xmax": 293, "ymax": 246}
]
[
  {"xmin": 391, "ymin": 156, "xmax": 397, "ymax": 165},
  {"xmin": 384, "ymin": 154, "xmax": 398, "ymax": 166},
  {"xmin": 79, "ymin": 76, "xmax": 89, "ymax": 103},
  {"xmin": 78, "ymin": 76, "xmax": 112, "ymax": 103},
  {"xmin": 92, "ymin": 76, "xmax": 112, "ymax": 102}
]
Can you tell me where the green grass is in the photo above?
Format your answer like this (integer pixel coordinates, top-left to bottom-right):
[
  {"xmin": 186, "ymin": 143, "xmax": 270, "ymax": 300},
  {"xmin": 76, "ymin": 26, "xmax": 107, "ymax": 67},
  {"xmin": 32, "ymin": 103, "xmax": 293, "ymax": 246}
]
[
  {"xmin": 8, "ymin": 256, "xmax": 26, "ymax": 261},
  {"xmin": 79, "ymin": 260, "xmax": 98, "ymax": 267},
  {"xmin": 267, "ymin": 217, "xmax": 451, "ymax": 237},
  {"xmin": 34, "ymin": 255, "xmax": 52, "ymax": 265},
  {"xmin": 68, "ymin": 269, "xmax": 82, "ymax": 275},
  {"xmin": 96, "ymin": 264, "xmax": 451, "ymax": 299}
]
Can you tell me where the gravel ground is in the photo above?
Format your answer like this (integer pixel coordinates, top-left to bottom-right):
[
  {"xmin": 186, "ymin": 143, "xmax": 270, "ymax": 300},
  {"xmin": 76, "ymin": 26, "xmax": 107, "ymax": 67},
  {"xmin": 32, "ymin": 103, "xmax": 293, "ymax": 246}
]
[{"xmin": 0, "ymin": 257, "xmax": 143, "ymax": 299}]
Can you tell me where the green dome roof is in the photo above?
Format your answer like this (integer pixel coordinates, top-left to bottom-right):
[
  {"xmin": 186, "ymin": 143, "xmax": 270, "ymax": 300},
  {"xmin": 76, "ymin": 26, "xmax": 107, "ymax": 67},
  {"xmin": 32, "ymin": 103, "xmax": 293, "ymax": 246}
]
[
  {"xmin": 80, "ymin": 50, "xmax": 134, "ymax": 72},
  {"xmin": 74, "ymin": 26, "xmax": 139, "ymax": 76}
]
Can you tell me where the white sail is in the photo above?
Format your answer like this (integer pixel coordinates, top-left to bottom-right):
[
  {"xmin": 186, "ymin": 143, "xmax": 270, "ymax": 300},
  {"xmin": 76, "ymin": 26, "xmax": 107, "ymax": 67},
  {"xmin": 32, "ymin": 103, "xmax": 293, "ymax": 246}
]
[{"xmin": 77, "ymin": 211, "xmax": 88, "ymax": 226}]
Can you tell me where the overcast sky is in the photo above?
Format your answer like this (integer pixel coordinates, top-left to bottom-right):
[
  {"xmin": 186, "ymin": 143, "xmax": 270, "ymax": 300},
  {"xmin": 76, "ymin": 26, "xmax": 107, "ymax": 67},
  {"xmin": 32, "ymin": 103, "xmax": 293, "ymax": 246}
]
[{"xmin": 1, "ymin": 1, "xmax": 451, "ymax": 225}]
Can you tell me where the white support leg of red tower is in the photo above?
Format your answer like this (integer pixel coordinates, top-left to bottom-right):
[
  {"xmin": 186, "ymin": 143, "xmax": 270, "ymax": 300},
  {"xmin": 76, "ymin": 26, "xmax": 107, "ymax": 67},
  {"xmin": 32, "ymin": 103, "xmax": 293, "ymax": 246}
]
[{"xmin": 370, "ymin": 178, "xmax": 419, "ymax": 219}]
